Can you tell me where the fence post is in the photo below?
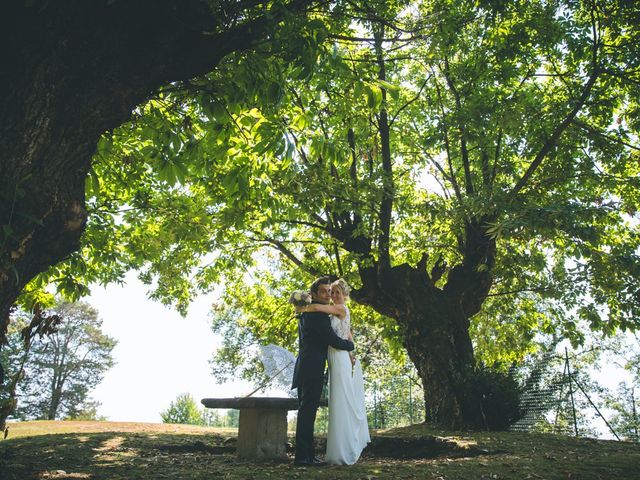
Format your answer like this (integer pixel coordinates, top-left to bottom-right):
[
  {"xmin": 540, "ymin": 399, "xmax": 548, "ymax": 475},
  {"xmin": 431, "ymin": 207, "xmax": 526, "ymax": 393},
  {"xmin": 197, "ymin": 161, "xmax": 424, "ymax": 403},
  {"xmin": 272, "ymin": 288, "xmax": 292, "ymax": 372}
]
[
  {"xmin": 632, "ymin": 387, "xmax": 639, "ymax": 442},
  {"xmin": 554, "ymin": 352, "xmax": 568, "ymax": 433},
  {"xmin": 565, "ymin": 348, "xmax": 579, "ymax": 436}
]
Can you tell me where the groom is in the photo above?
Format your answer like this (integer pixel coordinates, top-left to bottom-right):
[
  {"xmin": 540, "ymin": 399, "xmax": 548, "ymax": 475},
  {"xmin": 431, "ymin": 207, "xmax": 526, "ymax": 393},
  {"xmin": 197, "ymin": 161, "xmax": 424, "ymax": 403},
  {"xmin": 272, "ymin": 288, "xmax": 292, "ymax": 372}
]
[{"xmin": 292, "ymin": 276, "xmax": 354, "ymax": 467}]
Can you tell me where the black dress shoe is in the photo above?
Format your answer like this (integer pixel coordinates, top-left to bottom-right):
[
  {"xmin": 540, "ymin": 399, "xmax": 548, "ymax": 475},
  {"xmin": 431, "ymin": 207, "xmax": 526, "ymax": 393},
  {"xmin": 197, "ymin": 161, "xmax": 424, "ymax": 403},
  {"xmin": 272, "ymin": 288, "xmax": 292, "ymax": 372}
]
[{"xmin": 293, "ymin": 458, "xmax": 326, "ymax": 467}]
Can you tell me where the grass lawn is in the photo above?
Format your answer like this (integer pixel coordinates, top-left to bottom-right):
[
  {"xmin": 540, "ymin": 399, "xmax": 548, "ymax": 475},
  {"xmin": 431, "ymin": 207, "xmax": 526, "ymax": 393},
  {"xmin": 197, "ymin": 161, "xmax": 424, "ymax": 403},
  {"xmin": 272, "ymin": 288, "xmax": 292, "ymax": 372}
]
[{"xmin": 0, "ymin": 420, "xmax": 638, "ymax": 479}]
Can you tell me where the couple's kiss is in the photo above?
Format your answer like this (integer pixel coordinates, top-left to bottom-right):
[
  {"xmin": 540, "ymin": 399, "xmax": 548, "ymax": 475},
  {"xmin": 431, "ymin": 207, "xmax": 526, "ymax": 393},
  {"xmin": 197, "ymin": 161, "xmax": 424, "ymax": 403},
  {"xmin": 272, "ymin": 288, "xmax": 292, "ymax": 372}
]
[{"xmin": 291, "ymin": 276, "xmax": 370, "ymax": 466}]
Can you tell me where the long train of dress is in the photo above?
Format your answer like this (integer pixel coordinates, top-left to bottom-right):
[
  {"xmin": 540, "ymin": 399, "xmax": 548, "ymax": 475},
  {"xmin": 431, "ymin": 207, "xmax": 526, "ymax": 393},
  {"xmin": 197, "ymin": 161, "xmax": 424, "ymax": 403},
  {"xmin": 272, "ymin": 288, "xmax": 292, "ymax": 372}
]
[{"xmin": 325, "ymin": 307, "xmax": 370, "ymax": 465}]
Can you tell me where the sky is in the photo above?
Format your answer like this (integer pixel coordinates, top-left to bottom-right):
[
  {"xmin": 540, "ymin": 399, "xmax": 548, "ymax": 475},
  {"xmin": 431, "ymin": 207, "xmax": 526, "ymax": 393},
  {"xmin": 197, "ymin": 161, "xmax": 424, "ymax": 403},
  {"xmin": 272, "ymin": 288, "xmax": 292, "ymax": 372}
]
[{"xmin": 88, "ymin": 272, "xmax": 252, "ymax": 423}]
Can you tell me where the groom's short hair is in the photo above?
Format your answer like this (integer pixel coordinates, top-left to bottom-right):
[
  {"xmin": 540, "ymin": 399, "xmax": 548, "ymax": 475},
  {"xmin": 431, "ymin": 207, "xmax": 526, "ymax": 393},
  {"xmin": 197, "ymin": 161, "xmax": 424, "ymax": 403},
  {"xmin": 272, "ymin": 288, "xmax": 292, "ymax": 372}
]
[{"xmin": 310, "ymin": 276, "xmax": 331, "ymax": 294}]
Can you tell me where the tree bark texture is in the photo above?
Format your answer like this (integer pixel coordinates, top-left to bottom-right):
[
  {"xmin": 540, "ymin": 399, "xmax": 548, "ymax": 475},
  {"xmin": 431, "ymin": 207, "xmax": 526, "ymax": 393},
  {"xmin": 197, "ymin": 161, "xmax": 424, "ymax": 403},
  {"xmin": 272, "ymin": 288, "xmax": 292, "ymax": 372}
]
[{"xmin": 0, "ymin": 0, "xmax": 308, "ymax": 341}]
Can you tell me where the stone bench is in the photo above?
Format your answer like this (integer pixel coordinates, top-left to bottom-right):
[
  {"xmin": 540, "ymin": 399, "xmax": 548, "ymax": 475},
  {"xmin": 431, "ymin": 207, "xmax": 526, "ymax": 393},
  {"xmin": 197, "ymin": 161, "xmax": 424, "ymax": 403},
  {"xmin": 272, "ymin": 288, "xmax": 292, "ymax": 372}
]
[{"xmin": 201, "ymin": 397, "xmax": 300, "ymax": 459}]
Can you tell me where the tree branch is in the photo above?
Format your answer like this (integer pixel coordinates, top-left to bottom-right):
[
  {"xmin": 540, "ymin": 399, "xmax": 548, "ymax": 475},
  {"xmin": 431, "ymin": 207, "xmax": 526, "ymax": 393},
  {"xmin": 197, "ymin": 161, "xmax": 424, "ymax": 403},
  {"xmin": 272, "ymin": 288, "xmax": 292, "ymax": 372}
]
[
  {"xmin": 442, "ymin": 55, "xmax": 474, "ymax": 196},
  {"xmin": 373, "ymin": 26, "xmax": 393, "ymax": 274},
  {"xmin": 433, "ymin": 76, "xmax": 464, "ymax": 206},
  {"xmin": 509, "ymin": 4, "xmax": 602, "ymax": 199},
  {"xmin": 389, "ymin": 74, "xmax": 431, "ymax": 128},
  {"xmin": 261, "ymin": 237, "xmax": 322, "ymax": 277},
  {"xmin": 572, "ymin": 119, "xmax": 640, "ymax": 152}
]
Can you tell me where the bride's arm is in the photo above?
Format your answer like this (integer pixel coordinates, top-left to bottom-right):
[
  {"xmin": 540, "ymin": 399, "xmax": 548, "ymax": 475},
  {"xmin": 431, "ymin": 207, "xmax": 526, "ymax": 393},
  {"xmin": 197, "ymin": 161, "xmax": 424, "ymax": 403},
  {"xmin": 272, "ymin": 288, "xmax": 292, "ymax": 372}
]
[
  {"xmin": 348, "ymin": 330, "xmax": 356, "ymax": 365},
  {"xmin": 296, "ymin": 303, "xmax": 346, "ymax": 318}
]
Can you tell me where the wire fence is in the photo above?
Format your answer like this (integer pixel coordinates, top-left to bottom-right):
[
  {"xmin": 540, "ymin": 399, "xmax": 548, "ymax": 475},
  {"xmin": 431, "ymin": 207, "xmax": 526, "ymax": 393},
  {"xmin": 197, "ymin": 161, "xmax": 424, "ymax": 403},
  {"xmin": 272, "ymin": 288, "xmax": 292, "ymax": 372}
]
[
  {"xmin": 510, "ymin": 348, "xmax": 638, "ymax": 441},
  {"xmin": 359, "ymin": 352, "xmax": 638, "ymax": 440},
  {"xmin": 366, "ymin": 372, "xmax": 425, "ymax": 429}
]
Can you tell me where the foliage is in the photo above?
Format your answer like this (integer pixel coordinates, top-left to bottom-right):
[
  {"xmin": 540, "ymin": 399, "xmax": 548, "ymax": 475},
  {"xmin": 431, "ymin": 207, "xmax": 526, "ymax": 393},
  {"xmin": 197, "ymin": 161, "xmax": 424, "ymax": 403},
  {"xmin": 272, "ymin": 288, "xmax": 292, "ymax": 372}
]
[
  {"xmin": 0, "ymin": 311, "xmax": 38, "ymax": 430},
  {"xmin": 222, "ymin": 408, "xmax": 240, "ymax": 428},
  {"xmin": 48, "ymin": 0, "xmax": 637, "ymax": 352},
  {"xmin": 1, "ymin": 306, "xmax": 65, "ymax": 429},
  {"xmin": 605, "ymin": 382, "xmax": 640, "ymax": 442},
  {"xmin": 506, "ymin": 332, "xmax": 640, "ymax": 439},
  {"xmin": 68, "ymin": 401, "xmax": 108, "ymax": 422},
  {"xmin": 598, "ymin": 332, "xmax": 640, "ymax": 441},
  {"xmin": 466, "ymin": 363, "xmax": 523, "ymax": 431},
  {"xmin": 0, "ymin": 0, "xmax": 322, "ymax": 331},
  {"xmin": 160, "ymin": 393, "xmax": 239, "ymax": 427},
  {"xmin": 366, "ymin": 360, "xmax": 426, "ymax": 429},
  {"xmin": 10, "ymin": 301, "xmax": 116, "ymax": 421},
  {"xmin": 13, "ymin": 8, "xmax": 334, "ymax": 314},
  {"xmin": 160, "ymin": 393, "xmax": 206, "ymax": 425}
]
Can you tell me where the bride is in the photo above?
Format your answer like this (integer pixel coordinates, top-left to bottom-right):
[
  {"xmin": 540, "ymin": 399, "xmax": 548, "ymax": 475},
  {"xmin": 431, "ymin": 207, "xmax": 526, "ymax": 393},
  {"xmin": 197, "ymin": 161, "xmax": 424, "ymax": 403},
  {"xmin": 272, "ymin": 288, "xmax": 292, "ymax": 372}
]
[{"xmin": 297, "ymin": 278, "xmax": 370, "ymax": 465}]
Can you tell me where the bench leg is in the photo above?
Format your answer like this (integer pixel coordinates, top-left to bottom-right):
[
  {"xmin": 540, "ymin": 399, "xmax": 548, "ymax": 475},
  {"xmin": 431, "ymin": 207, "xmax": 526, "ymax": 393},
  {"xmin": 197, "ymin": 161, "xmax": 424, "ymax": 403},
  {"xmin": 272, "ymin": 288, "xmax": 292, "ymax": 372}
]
[{"xmin": 236, "ymin": 408, "xmax": 288, "ymax": 459}]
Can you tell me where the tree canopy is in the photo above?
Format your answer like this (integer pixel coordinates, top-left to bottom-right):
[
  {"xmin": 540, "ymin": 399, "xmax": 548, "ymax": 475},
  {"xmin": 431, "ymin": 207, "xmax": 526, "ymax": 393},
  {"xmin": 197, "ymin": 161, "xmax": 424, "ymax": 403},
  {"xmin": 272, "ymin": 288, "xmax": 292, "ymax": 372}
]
[{"xmin": 60, "ymin": 0, "xmax": 638, "ymax": 331}]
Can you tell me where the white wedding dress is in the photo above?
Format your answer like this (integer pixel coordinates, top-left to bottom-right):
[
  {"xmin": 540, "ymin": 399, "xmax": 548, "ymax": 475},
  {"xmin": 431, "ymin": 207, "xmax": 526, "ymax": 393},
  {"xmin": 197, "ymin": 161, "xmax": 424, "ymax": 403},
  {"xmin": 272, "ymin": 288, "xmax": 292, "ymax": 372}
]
[{"xmin": 325, "ymin": 305, "xmax": 371, "ymax": 465}]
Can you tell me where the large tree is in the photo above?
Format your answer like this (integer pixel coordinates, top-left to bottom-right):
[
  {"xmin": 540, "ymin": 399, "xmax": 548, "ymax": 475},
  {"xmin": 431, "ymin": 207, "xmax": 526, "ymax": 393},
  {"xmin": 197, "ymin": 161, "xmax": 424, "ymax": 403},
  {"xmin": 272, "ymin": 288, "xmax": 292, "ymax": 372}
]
[
  {"xmin": 0, "ymin": 0, "xmax": 314, "ymax": 339},
  {"xmin": 86, "ymin": 0, "xmax": 638, "ymax": 428}
]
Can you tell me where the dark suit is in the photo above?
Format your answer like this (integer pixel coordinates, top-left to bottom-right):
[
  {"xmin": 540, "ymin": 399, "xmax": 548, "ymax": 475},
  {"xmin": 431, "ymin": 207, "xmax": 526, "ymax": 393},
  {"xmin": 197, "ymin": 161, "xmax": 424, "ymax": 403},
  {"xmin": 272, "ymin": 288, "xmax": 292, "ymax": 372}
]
[{"xmin": 292, "ymin": 305, "xmax": 354, "ymax": 461}]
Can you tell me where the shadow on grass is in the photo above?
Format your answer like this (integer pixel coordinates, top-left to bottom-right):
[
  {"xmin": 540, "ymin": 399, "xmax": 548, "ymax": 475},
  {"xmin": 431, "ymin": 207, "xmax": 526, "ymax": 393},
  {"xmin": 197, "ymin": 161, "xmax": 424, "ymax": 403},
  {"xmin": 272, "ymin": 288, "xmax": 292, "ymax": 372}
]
[
  {"xmin": 0, "ymin": 428, "xmax": 485, "ymax": 480},
  {"xmin": 0, "ymin": 431, "xmax": 239, "ymax": 480},
  {"xmin": 1, "ymin": 425, "xmax": 639, "ymax": 480}
]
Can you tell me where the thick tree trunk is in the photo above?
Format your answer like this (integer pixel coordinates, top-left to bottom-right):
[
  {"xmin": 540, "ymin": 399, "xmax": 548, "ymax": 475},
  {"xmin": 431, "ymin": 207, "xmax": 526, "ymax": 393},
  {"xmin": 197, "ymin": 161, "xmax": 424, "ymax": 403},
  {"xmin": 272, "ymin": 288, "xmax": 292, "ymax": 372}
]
[
  {"xmin": 0, "ymin": 1, "xmax": 308, "ymax": 340},
  {"xmin": 401, "ymin": 298, "xmax": 480, "ymax": 429},
  {"xmin": 354, "ymin": 220, "xmax": 497, "ymax": 429},
  {"xmin": 356, "ymin": 271, "xmax": 480, "ymax": 428}
]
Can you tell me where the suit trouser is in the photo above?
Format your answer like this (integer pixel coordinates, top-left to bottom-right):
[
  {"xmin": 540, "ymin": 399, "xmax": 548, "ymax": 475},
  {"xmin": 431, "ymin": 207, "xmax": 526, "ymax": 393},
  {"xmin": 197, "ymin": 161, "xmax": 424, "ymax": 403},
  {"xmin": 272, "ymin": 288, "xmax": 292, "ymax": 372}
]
[{"xmin": 295, "ymin": 380, "xmax": 323, "ymax": 460}]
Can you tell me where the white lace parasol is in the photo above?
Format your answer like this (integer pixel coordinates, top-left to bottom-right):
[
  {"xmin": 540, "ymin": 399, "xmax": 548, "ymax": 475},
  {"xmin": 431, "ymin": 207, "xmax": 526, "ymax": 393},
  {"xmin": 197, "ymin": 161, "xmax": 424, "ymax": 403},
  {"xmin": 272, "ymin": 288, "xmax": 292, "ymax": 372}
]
[{"xmin": 256, "ymin": 344, "xmax": 297, "ymax": 397}]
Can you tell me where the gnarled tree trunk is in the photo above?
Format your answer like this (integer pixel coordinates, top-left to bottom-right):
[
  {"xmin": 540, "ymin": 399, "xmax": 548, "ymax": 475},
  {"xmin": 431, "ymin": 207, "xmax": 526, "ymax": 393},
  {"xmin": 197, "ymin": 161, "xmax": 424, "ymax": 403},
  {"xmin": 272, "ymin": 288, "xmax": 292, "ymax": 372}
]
[{"xmin": 353, "ymin": 220, "xmax": 496, "ymax": 429}]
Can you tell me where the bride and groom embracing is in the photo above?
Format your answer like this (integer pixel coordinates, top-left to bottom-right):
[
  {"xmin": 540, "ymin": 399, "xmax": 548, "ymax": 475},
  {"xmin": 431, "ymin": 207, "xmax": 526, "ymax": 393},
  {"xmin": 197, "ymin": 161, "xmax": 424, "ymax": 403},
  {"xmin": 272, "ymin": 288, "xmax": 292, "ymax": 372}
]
[{"xmin": 291, "ymin": 276, "xmax": 370, "ymax": 467}]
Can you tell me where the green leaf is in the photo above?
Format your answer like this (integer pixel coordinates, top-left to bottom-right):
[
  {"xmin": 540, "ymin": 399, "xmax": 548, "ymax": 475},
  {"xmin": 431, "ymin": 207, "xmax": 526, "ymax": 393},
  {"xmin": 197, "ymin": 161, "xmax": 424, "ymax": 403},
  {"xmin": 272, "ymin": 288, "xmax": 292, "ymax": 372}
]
[{"xmin": 365, "ymin": 85, "xmax": 383, "ymax": 109}]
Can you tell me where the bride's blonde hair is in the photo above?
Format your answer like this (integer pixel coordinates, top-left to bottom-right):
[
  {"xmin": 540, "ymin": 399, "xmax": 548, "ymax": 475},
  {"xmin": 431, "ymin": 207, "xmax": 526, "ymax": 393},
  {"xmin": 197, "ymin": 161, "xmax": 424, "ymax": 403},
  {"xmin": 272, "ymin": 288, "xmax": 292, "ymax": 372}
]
[{"xmin": 331, "ymin": 278, "xmax": 351, "ymax": 297}]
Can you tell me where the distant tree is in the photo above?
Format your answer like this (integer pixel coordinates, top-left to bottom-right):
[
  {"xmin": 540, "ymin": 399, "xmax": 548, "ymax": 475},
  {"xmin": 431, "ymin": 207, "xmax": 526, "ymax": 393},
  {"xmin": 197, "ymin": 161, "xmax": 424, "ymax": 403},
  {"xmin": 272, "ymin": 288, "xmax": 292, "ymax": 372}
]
[
  {"xmin": 224, "ymin": 408, "xmax": 239, "ymax": 428},
  {"xmin": 160, "ymin": 393, "xmax": 205, "ymax": 425},
  {"xmin": 605, "ymin": 383, "xmax": 640, "ymax": 441},
  {"xmin": 68, "ymin": 400, "xmax": 108, "ymax": 422},
  {"xmin": 12, "ymin": 301, "xmax": 116, "ymax": 420},
  {"xmin": 201, "ymin": 408, "xmax": 224, "ymax": 427},
  {"xmin": 599, "ymin": 333, "xmax": 640, "ymax": 441},
  {"xmin": 0, "ymin": 306, "xmax": 61, "ymax": 430}
]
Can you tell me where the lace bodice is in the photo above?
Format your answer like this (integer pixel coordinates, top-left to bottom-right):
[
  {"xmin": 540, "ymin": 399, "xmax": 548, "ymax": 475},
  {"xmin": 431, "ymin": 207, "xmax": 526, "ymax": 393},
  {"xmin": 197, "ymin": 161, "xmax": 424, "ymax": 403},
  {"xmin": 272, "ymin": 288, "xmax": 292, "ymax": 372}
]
[{"xmin": 330, "ymin": 305, "xmax": 351, "ymax": 339}]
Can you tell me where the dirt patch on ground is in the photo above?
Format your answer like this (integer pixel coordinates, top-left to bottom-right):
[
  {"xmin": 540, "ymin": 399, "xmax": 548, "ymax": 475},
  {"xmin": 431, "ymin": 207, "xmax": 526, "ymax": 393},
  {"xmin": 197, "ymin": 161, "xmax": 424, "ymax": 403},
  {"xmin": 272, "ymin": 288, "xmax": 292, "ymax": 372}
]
[
  {"xmin": 362, "ymin": 435, "xmax": 488, "ymax": 459},
  {"xmin": 312, "ymin": 434, "xmax": 487, "ymax": 459}
]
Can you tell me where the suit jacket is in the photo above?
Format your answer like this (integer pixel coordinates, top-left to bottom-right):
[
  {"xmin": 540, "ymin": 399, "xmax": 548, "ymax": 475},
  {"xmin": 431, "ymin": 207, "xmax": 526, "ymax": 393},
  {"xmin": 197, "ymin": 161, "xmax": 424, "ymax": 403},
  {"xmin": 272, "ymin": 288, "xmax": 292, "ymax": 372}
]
[{"xmin": 291, "ymin": 306, "xmax": 354, "ymax": 389}]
